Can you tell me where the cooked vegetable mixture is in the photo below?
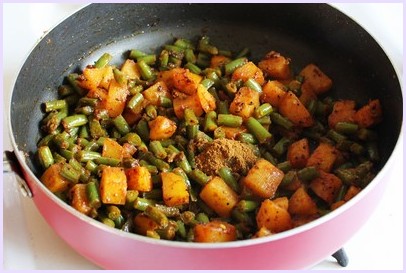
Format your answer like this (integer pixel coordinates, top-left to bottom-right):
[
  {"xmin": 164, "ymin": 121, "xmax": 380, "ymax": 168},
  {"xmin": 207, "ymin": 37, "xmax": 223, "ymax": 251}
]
[{"xmin": 37, "ymin": 36, "xmax": 383, "ymax": 242}]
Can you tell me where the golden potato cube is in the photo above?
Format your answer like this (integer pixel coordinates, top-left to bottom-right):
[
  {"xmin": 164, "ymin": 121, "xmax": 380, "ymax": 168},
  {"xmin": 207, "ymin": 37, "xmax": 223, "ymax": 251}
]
[
  {"xmin": 69, "ymin": 184, "xmax": 93, "ymax": 216},
  {"xmin": 161, "ymin": 172, "xmax": 189, "ymax": 207},
  {"xmin": 229, "ymin": 86, "xmax": 260, "ymax": 120},
  {"xmin": 194, "ymin": 221, "xmax": 237, "ymax": 242},
  {"xmin": 148, "ymin": 115, "xmax": 177, "ymax": 140},
  {"xmin": 288, "ymin": 187, "xmax": 318, "ymax": 216},
  {"xmin": 100, "ymin": 166, "xmax": 127, "ymax": 205},
  {"xmin": 306, "ymin": 142, "xmax": 338, "ymax": 173},
  {"xmin": 102, "ymin": 138, "xmax": 124, "ymax": 161},
  {"xmin": 142, "ymin": 81, "xmax": 171, "ymax": 106},
  {"xmin": 299, "ymin": 63, "xmax": 332, "ymax": 95},
  {"xmin": 260, "ymin": 80, "xmax": 287, "ymax": 107},
  {"xmin": 256, "ymin": 199, "xmax": 292, "ymax": 233},
  {"xmin": 120, "ymin": 59, "xmax": 141, "ymax": 80},
  {"xmin": 258, "ymin": 51, "xmax": 291, "ymax": 80},
  {"xmin": 40, "ymin": 163, "xmax": 70, "ymax": 193},
  {"xmin": 243, "ymin": 159, "xmax": 284, "ymax": 199},
  {"xmin": 125, "ymin": 166, "xmax": 152, "ymax": 192},
  {"xmin": 232, "ymin": 61, "xmax": 265, "ymax": 85},
  {"xmin": 199, "ymin": 176, "xmax": 239, "ymax": 218}
]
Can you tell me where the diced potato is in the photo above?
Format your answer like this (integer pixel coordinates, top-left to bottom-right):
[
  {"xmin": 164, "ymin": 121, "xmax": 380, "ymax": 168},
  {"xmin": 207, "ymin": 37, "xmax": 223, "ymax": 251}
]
[
  {"xmin": 79, "ymin": 66, "xmax": 114, "ymax": 91},
  {"xmin": 161, "ymin": 172, "xmax": 189, "ymax": 207},
  {"xmin": 298, "ymin": 81, "xmax": 317, "ymax": 107},
  {"xmin": 69, "ymin": 184, "xmax": 93, "ymax": 216},
  {"xmin": 299, "ymin": 64, "xmax": 332, "ymax": 95},
  {"xmin": 252, "ymin": 226, "xmax": 272, "ymax": 238},
  {"xmin": 197, "ymin": 84, "xmax": 216, "ymax": 113},
  {"xmin": 100, "ymin": 166, "xmax": 127, "ymax": 205},
  {"xmin": 210, "ymin": 55, "xmax": 230, "ymax": 68},
  {"xmin": 142, "ymin": 81, "xmax": 171, "ymax": 106},
  {"xmin": 125, "ymin": 166, "xmax": 152, "ymax": 192},
  {"xmin": 306, "ymin": 142, "xmax": 338, "ymax": 173},
  {"xmin": 219, "ymin": 125, "xmax": 247, "ymax": 139},
  {"xmin": 343, "ymin": 185, "xmax": 361, "ymax": 201},
  {"xmin": 199, "ymin": 176, "xmax": 239, "ymax": 218},
  {"xmin": 260, "ymin": 80, "xmax": 287, "ymax": 107},
  {"xmin": 328, "ymin": 100, "xmax": 356, "ymax": 128},
  {"xmin": 310, "ymin": 171, "xmax": 342, "ymax": 205},
  {"xmin": 86, "ymin": 87, "xmax": 108, "ymax": 101},
  {"xmin": 279, "ymin": 91, "xmax": 313, "ymax": 127},
  {"xmin": 148, "ymin": 115, "xmax": 177, "ymax": 140},
  {"xmin": 100, "ymin": 79, "xmax": 129, "ymax": 118},
  {"xmin": 330, "ymin": 200, "xmax": 345, "ymax": 210},
  {"xmin": 40, "ymin": 163, "xmax": 70, "ymax": 193},
  {"xmin": 256, "ymin": 199, "xmax": 292, "ymax": 233},
  {"xmin": 102, "ymin": 138, "xmax": 124, "ymax": 161},
  {"xmin": 133, "ymin": 213, "xmax": 159, "ymax": 235},
  {"xmin": 258, "ymin": 51, "xmax": 291, "ymax": 80},
  {"xmin": 287, "ymin": 138, "xmax": 310, "ymax": 169},
  {"xmin": 291, "ymin": 214, "xmax": 319, "ymax": 228},
  {"xmin": 353, "ymin": 99, "xmax": 382, "ymax": 128},
  {"xmin": 272, "ymin": 196, "xmax": 289, "ymax": 211},
  {"xmin": 243, "ymin": 159, "xmax": 284, "ymax": 198},
  {"xmin": 122, "ymin": 108, "xmax": 142, "ymax": 126},
  {"xmin": 229, "ymin": 86, "xmax": 260, "ymax": 120},
  {"xmin": 232, "ymin": 61, "xmax": 265, "ymax": 86},
  {"xmin": 173, "ymin": 91, "xmax": 204, "ymax": 119},
  {"xmin": 172, "ymin": 67, "xmax": 202, "ymax": 95},
  {"xmin": 120, "ymin": 59, "xmax": 141, "ymax": 80},
  {"xmin": 194, "ymin": 221, "xmax": 237, "ymax": 242},
  {"xmin": 288, "ymin": 187, "xmax": 318, "ymax": 216}
]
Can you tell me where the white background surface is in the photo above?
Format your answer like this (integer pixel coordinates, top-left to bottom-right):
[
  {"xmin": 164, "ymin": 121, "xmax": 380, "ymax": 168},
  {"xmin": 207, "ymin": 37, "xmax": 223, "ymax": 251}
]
[{"xmin": 2, "ymin": 3, "xmax": 403, "ymax": 270}]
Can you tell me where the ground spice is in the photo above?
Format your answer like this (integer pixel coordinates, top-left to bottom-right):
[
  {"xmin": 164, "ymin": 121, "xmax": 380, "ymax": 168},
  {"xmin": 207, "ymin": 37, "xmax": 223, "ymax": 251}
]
[{"xmin": 195, "ymin": 138, "xmax": 258, "ymax": 176}]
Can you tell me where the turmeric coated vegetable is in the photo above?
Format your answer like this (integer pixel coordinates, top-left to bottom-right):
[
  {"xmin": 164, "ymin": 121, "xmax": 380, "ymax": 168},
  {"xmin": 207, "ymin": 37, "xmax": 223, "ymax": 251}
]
[{"xmin": 37, "ymin": 35, "xmax": 383, "ymax": 242}]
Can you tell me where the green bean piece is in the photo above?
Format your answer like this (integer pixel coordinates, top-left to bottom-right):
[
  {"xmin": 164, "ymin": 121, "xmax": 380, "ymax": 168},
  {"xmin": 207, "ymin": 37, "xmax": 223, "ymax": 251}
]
[
  {"xmin": 237, "ymin": 132, "xmax": 257, "ymax": 145},
  {"xmin": 174, "ymin": 151, "xmax": 192, "ymax": 174},
  {"xmin": 112, "ymin": 115, "xmax": 130, "ymax": 135},
  {"xmin": 100, "ymin": 216, "xmax": 115, "ymax": 228},
  {"xmin": 270, "ymin": 112, "xmax": 294, "ymax": 130},
  {"xmin": 144, "ymin": 105, "xmax": 157, "ymax": 119},
  {"xmin": 129, "ymin": 84, "xmax": 144, "ymax": 95},
  {"xmin": 350, "ymin": 142, "xmax": 365, "ymax": 155},
  {"xmin": 58, "ymin": 84, "xmax": 75, "ymax": 97},
  {"xmin": 137, "ymin": 54, "xmax": 157, "ymax": 65},
  {"xmin": 52, "ymin": 152, "xmax": 66, "ymax": 164},
  {"xmin": 297, "ymin": 166, "xmax": 319, "ymax": 182},
  {"xmin": 38, "ymin": 146, "xmax": 54, "ymax": 169},
  {"xmin": 335, "ymin": 168, "xmax": 358, "ymax": 185},
  {"xmin": 141, "ymin": 152, "xmax": 171, "ymax": 172},
  {"xmin": 335, "ymin": 184, "xmax": 348, "ymax": 202},
  {"xmin": 174, "ymin": 38, "xmax": 195, "ymax": 49},
  {"xmin": 367, "ymin": 142, "xmax": 380, "ymax": 162},
  {"xmin": 172, "ymin": 167, "xmax": 197, "ymax": 201},
  {"xmin": 186, "ymin": 124, "xmax": 199, "ymax": 140},
  {"xmin": 94, "ymin": 53, "xmax": 112, "ymax": 68},
  {"xmin": 184, "ymin": 108, "xmax": 199, "ymax": 126},
  {"xmin": 139, "ymin": 160, "xmax": 159, "ymax": 175},
  {"xmin": 184, "ymin": 62, "xmax": 202, "ymax": 74},
  {"xmin": 217, "ymin": 114, "xmax": 243, "ymax": 127},
  {"xmin": 135, "ymin": 119, "xmax": 150, "ymax": 143},
  {"xmin": 60, "ymin": 163, "xmax": 81, "ymax": 183},
  {"xmin": 149, "ymin": 141, "xmax": 168, "ymax": 159},
  {"xmin": 125, "ymin": 190, "xmax": 139, "ymax": 209},
  {"xmin": 200, "ymin": 78, "xmax": 215, "ymax": 90},
  {"xmin": 145, "ymin": 205, "xmax": 169, "ymax": 228},
  {"xmin": 127, "ymin": 93, "xmax": 144, "ymax": 111},
  {"xmin": 327, "ymin": 129, "xmax": 347, "ymax": 143},
  {"xmin": 217, "ymin": 100, "xmax": 230, "ymax": 115},
  {"xmin": 357, "ymin": 128, "xmax": 378, "ymax": 141},
  {"xmin": 159, "ymin": 96, "xmax": 172, "ymax": 108},
  {"xmin": 120, "ymin": 132, "xmax": 142, "ymax": 147},
  {"xmin": 59, "ymin": 149, "xmax": 74, "ymax": 160},
  {"xmin": 94, "ymin": 157, "xmax": 121, "ymax": 167},
  {"xmin": 86, "ymin": 181, "xmax": 101, "ymax": 209},
  {"xmin": 138, "ymin": 59, "xmax": 155, "ymax": 81},
  {"xmin": 203, "ymin": 110, "xmax": 218, "ymax": 132},
  {"xmin": 231, "ymin": 208, "xmax": 253, "ymax": 226},
  {"xmin": 262, "ymin": 151, "xmax": 278, "ymax": 165},
  {"xmin": 213, "ymin": 126, "xmax": 226, "ymax": 139},
  {"xmin": 198, "ymin": 36, "xmax": 218, "ymax": 55},
  {"xmin": 246, "ymin": 117, "xmax": 273, "ymax": 144},
  {"xmin": 155, "ymin": 204, "xmax": 181, "ymax": 218},
  {"xmin": 277, "ymin": 161, "xmax": 291, "ymax": 173},
  {"xmin": 79, "ymin": 125, "xmax": 90, "ymax": 139},
  {"xmin": 129, "ymin": 49, "xmax": 147, "ymax": 60},
  {"xmin": 77, "ymin": 150, "xmax": 101, "ymax": 162},
  {"xmin": 254, "ymin": 103, "xmax": 273, "ymax": 119},
  {"xmin": 134, "ymin": 197, "xmax": 156, "ymax": 211},
  {"xmin": 306, "ymin": 99, "xmax": 317, "ymax": 115},
  {"xmin": 184, "ymin": 49, "xmax": 196, "ymax": 64},
  {"xmin": 224, "ymin": 57, "xmax": 247, "ymax": 75},
  {"xmin": 196, "ymin": 52, "xmax": 211, "ymax": 68},
  {"xmin": 196, "ymin": 212, "xmax": 210, "ymax": 224},
  {"xmin": 244, "ymin": 78, "xmax": 262, "ymax": 93},
  {"xmin": 335, "ymin": 121, "xmax": 359, "ymax": 135},
  {"xmin": 53, "ymin": 132, "xmax": 71, "ymax": 149},
  {"xmin": 218, "ymin": 167, "xmax": 240, "ymax": 193},
  {"xmin": 67, "ymin": 73, "xmax": 87, "ymax": 96},
  {"xmin": 236, "ymin": 200, "xmax": 259, "ymax": 212},
  {"xmin": 176, "ymin": 220, "xmax": 187, "ymax": 239},
  {"xmin": 44, "ymin": 99, "xmax": 67, "ymax": 112},
  {"xmin": 188, "ymin": 169, "xmax": 210, "ymax": 186},
  {"xmin": 37, "ymin": 134, "xmax": 54, "ymax": 148},
  {"xmin": 272, "ymin": 136, "xmax": 291, "ymax": 158},
  {"xmin": 280, "ymin": 170, "xmax": 297, "ymax": 187},
  {"xmin": 85, "ymin": 160, "xmax": 98, "ymax": 174},
  {"xmin": 106, "ymin": 205, "xmax": 122, "ymax": 221},
  {"xmin": 62, "ymin": 114, "xmax": 88, "ymax": 129}
]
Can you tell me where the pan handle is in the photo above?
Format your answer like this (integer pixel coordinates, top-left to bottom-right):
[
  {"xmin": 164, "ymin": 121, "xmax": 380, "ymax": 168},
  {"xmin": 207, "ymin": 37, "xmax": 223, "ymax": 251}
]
[{"xmin": 3, "ymin": 151, "xmax": 33, "ymax": 198}]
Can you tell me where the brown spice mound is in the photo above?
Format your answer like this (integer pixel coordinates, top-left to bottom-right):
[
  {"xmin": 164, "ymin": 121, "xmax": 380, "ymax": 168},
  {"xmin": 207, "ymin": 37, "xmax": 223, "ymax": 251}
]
[{"xmin": 195, "ymin": 138, "xmax": 258, "ymax": 176}]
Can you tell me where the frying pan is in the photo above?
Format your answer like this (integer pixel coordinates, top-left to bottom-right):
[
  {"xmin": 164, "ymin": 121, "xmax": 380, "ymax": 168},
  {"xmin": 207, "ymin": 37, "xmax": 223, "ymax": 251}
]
[{"xmin": 6, "ymin": 3, "xmax": 403, "ymax": 269}]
